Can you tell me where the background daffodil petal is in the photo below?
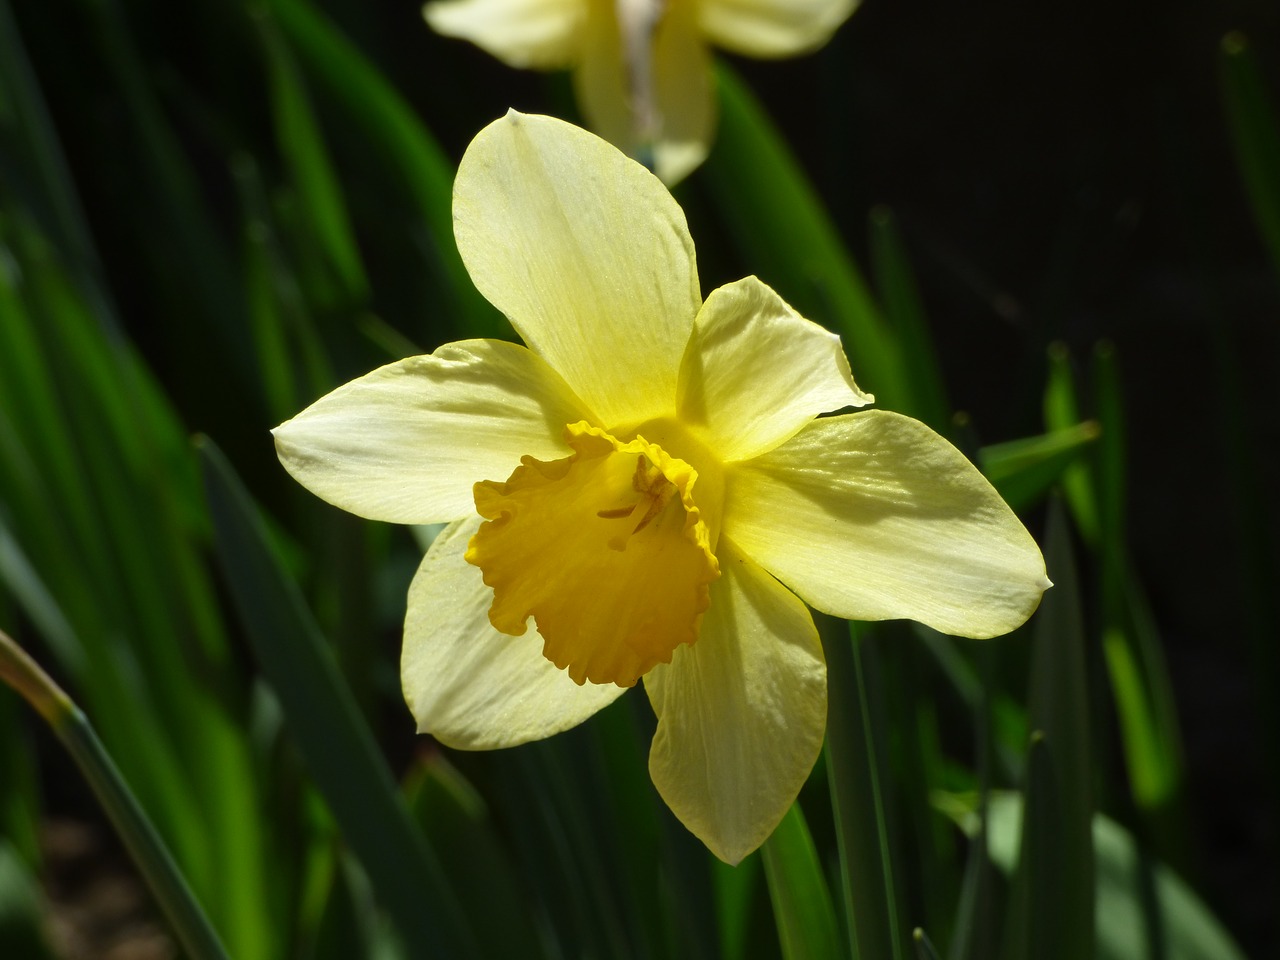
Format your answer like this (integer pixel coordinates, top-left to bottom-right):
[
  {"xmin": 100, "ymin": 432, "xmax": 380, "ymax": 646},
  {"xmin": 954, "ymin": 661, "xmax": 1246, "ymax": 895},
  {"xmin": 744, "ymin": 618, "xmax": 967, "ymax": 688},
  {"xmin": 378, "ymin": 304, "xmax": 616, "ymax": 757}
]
[
  {"xmin": 650, "ymin": 0, "xmax": 713, "ymax": 185},
  {"xmin": 423, "ymin": 0, "xmax": 584, "ymax": 69},
  {"xmin": 724, "ymin": 411, "xmax": 1052, "ymax": 638},
  {"xmin": 678, "ymin": 276, "xmax": 872, "ymax": 462},
  {"xmin": 574, "ymin": 0, "xmax": 634, "ymax": 171},
  {"xmin": 454, "ymin": 111, "xmax": 701, "ymax": 428},
  {"xmin": 643, "ymin": 537, "xmax": 826, "ymax": 865},
  {"xmin": 272, "ymin": 339, "xmax": 592, "ymax": 525},
  {"xmin": 699, "ymin": 0, "xmax": 859, "ymax": 58},
  {"xmin": 403, "ymin": 516, "xmax": 627, "ymax": 748}
]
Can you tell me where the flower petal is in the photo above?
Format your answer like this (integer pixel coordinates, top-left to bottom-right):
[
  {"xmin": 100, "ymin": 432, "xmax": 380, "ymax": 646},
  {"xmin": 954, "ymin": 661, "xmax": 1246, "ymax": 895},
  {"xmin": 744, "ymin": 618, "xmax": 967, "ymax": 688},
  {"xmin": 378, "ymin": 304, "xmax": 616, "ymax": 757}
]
[
  {"xmin": 650, "ymin": 0, "xmax": 713, "ymax": 184},
  {"xmin": 725, "ymin": 411, "xmax": 1051, "ymax": 638},
  {"xmin": 454, "ymin": 110, "xmax": 701, "ymax": 427},
  {"xmin": 468, "ymin": 423, "xmax": 719, "ymax": 688},
  {"xmin": 423, "ymin": 0, "xmax": 584, "ymax": 69},
  {"xmin": 700, "ymin": 0, "xmax": 859, "ymax": 59},
  {"xmin": 574, "ymin": 0, "xmax": 710, "ymax": 184},
  {"xmin": 678, "ymin": 276, "xmax": 871, "ymax": 462},
  {"xmin": 403, "ymin": 515, "xmax": 627, "ymax": 748},
  {"xmin": 572, "ymin": 0, "xmax": 632, "ymax": 168},
  {"xmin": 643, "ymin": 536, "xmax": 825, "ymax": 865},
  {"xmin": 272, "ymin": 339, "xmax": 592, "ymax": 524}
]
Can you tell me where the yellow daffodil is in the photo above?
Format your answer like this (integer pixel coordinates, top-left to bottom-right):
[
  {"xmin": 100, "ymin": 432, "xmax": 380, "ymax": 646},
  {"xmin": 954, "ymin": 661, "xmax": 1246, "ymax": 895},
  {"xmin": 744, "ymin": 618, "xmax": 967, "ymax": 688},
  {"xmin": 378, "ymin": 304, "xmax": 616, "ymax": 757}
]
[
  {"xmin": 423, "ymin": 0, "xmax": 859, "ymax": 183},
  {"xmin": 272, "ymin": 112, "xmax": 1049, "ymax": 863}
]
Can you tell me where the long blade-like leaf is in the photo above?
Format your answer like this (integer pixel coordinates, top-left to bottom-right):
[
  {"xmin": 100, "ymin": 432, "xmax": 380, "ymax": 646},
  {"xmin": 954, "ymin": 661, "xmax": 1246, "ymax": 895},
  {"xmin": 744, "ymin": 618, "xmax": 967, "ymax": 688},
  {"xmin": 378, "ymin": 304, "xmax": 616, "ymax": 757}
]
[{"xmin": 198, "ymin": 437, "xmax": 478, "ymax": 959}]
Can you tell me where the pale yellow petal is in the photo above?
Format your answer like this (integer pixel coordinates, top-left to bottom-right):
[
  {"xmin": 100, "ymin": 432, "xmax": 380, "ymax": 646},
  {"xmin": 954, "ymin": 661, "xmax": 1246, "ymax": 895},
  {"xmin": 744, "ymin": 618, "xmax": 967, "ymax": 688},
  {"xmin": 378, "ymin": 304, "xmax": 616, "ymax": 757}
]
[
  {"xmin": 403, "ymin": 516, "xmax": 626, "ymax": 748},
  {"xmin": 678, "ymin": 276, "xmax": 871, "ymax": 462},
  {"xmin": 423, "ymin": 0, "xmax": 584, "ymax": 69},
  {"xmin": 574, "ymin": 0, "xmax": 710, "ymax": 184},
  {"xmin": 573, "ymin": 0, "xmax": 633, "ymax": 160},
  {"xmin": 649, "ymin": 0, "xmax": 712, "ymax": 184},
  {"xmin": 725, "ymin": 412, "xmax": 1051, "ymax": 638},
  {"xmin": 454, "ymin": 111, "xmax": 700, "ymax": 427},
  {"xmin": 700, "ymin": 0, "xmax": 859, "ymax": 58},
  {"xmin": 644, "ymin": 537, "xmax": 825, "ymax": 864},
  {"xmin": 272, "ymin": 339, "xmax": 592, "ymax": 524}
]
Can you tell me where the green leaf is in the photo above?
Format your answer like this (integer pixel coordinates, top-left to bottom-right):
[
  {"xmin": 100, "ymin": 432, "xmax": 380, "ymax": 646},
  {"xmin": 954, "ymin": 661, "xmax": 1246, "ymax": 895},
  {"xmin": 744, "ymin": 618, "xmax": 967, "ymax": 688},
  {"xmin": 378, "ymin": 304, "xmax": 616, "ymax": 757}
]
[
  {"xmin": 762, "ymin": 802, "xmax": 841, "ymax": 960},
  {"xmin": 1220, "ymin": 32, "xmax": 1280, "ymax": 280},
  {"xmin": 704, "ymin": 66, "xmax": 907, "ymax": 411},
  {"xmin": 979, "ymin": 420, "xmax": 1100, "ymax": 514},
  {"xmin": 262, "ymin": 0, "xmax": 502, "ymax": 339},
  {"xmin": 822, "ymin": 617, "xmax": 905, "ymax": 960},
  {"xmin": 912, "ymin": 928, "xmax": 942, "ymax": 960},
  {"xmin": 198, "ymin": 437, "xmax": 479, "ymax": 959},
  {"xmin": 257, "ymin": 12, "xmax": 368, "ymax": 306},
  {"xmin": 0, "ymin": 0, "xmax": 117, "ymax": 337},
  {"xmin": 0, "ymin": 630, "xmax": 230, "ymax": 960},
  {"xmin": 403, "ymin": 754, "xmax": 546, "ymax": 960},
  {"xmin": 869, "ymin": 206, "xmax": 950, "ymax": 431},
  {"xmin": 0, "ymin": 213, "xmax": 277, "ymax": 959},
  {"xmin": 1092, "ymin": 344, "xmax": 1188, "ymax": 865},
  {"xmin": 0, "ymin": 839, "xmax": 55, "ymax": 959},
  {"xmin": 975, "ymin": 794, "xmax": 1249, "ymax": 960},
  {"xmin": 1003, "ymin": 499, "xmax": 1094, "ymax": 960},
  {"xmin": 1042, "ymin": 343, "xmax": 1100, "ymax": 543}
]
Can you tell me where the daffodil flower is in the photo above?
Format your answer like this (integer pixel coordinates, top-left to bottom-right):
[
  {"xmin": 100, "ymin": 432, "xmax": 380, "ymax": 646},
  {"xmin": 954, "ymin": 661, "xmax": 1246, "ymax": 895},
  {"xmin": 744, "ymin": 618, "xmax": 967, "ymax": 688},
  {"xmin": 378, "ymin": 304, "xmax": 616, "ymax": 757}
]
[
  {"xmin": 273, "ymin": 112, "xmax": 1049, "ymax": 863},
  {"xmin": 423, "ymin": 0, "xmax": 859, "ymax": 183}
]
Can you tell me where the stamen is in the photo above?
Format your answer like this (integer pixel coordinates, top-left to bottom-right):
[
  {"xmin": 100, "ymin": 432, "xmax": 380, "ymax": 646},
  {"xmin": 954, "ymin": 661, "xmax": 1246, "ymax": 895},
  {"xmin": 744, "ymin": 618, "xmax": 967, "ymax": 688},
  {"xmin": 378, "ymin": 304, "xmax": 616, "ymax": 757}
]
[
  {"xmin": 596, "ymin": 506, "xmax": 635, "ymax": 519},
  {"xmin": 595, "ymin": 455, "xmax": 678, "ymax": 548}
]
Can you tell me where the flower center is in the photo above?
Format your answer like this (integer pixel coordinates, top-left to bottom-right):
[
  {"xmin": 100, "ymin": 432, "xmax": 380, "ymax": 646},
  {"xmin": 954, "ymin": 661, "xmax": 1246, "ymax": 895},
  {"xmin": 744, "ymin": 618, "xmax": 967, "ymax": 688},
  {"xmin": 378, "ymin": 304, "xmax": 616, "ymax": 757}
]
[{"xmin": 465, "ymin": 421, "xmax": 720, "ymax": 687}]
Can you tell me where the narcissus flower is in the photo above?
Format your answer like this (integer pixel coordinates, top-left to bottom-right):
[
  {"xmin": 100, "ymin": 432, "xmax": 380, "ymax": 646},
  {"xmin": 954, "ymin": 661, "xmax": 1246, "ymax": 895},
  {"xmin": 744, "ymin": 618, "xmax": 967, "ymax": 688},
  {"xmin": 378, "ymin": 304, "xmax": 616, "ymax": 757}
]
[
  {"xmin": 423, "ymin": 0, "xmax": 860, "ymax": 183},
  {"xmin": 273, "ymin": 112, "xmax": 1049, "ymax": 863}
]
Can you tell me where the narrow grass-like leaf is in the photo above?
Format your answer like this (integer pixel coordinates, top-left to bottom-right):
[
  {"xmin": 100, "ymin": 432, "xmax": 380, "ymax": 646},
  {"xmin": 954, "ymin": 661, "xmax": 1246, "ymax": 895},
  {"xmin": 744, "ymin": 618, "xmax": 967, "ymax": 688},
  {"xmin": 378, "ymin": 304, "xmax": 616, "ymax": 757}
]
[
  {"xmin": 233, "ymin": 153, "xmax": 334, "ymax": 423},
  {"xmin": 1092, "ymin": 344, "xmax": 1188, "ymax": 865},
  {"xmin": 979, "ymin": 421, "xmax": 1100, "ymax": 514},
  {"xmin": 713, "ymin": 855, "xmax": 767, "ymax": 960},
  {"xmin": 403, "ymin": 754, "xmax": 546, "ymax": 960},
  {"xmin": 0, "ymin": 630, "xmax": 230, "ymax": 960},
  {"xmin": 257, "ymin": 13, "xmax": 369, "ymax": 306},
  {"xmin": 883, "ymin": 635, "xmax": 960, "ymax": 945},
  {"xmin": 198, "ymin": 438, "xmax": 478, "ymax": 959},
  {"xmin": 0, "ymin": 210, "xmax": 282, "ymax": 959},
  {"xmin": 912, "ymin": 928, "xmax": 942, "ymax": 960},
  {"xmin": 869, "ymin": 206, "xmax": 950, "ymax": 431},
  {"xmin": 1220, "ymin": 32, "xmax": 1280, "ymax": 279},
  {"xmin": 823, "ymin": 616, "xmax": 905, "ymax": 960},
  {"xmin": 0, "ymin": 839, "xmax": 55, "ymax": 959},
  {"xmin": 762, "ymin": 802, "xmax": 841, "ymax": 960},
  {"xmin": 0, "ymin": 0, "xmax": 117, "ymax": 335},
  {"xmin": 704, "ymin": 66, "xmax": 907, "ymax": 410},
  {"xmin": 976, "ymin": 794, "xmax": 1249, "ymax": 960},
  {"xmin": 1004, "ymin": 500, "xmax": 1093, "ymax": 960},
  {"xmin": 946, "ymin": 636, "xmax": 1001, "ymax": 960},
  {"xmin": 263, "ymin": 0, "xmax": 502, "ymax": 338},
  {"xmin": 0, "ymin": 692, "xmax": 40, "ymax": 870},
  {"xmin": 76, "ymin": 0, "xmax": 254, "ymax": 389},
  {"xmin": 1042, "ymin": 343, "xmax": 1100, "ymax": 544}
]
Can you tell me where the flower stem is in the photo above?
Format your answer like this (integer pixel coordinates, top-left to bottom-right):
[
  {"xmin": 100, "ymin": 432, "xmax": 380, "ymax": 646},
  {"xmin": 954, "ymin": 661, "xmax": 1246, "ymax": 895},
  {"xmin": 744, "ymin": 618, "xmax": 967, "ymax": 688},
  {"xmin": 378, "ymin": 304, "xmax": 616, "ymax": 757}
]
[
  {"xmin": 821, "ymin": 614, "xmax": 906, "ymax": 960},
  {"xmin": 0, "ymin": 628, "xmax": 231, "ymax": 960}
]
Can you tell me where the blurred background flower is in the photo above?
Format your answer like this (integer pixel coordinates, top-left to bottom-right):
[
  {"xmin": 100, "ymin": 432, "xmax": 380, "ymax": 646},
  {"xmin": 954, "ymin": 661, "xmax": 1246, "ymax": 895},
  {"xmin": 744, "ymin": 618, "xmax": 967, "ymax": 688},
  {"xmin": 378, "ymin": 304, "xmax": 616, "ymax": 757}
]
[{"xmin": 425, "ymin": 0, "xmax": 859, "ymax": 181}]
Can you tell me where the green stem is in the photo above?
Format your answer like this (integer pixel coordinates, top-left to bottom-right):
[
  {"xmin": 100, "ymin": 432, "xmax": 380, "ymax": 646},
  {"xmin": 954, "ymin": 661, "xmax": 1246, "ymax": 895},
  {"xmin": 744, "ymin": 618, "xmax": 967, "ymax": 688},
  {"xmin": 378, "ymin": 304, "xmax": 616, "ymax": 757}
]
[
  {"xmin": 0, "ymin": 629, "xmax": 230, "ymax": 960},
  {"xmin": 822, "ymin": 616, "xmax": 905, "ymax": 960}
]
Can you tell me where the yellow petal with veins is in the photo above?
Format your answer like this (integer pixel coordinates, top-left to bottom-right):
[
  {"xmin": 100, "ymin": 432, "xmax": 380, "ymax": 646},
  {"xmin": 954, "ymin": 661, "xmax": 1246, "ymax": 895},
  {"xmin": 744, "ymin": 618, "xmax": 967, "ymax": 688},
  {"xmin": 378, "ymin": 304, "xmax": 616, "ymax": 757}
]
[{"xmin": 467, "ymin": 421, "xmax": 720, "ymax": 688}]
